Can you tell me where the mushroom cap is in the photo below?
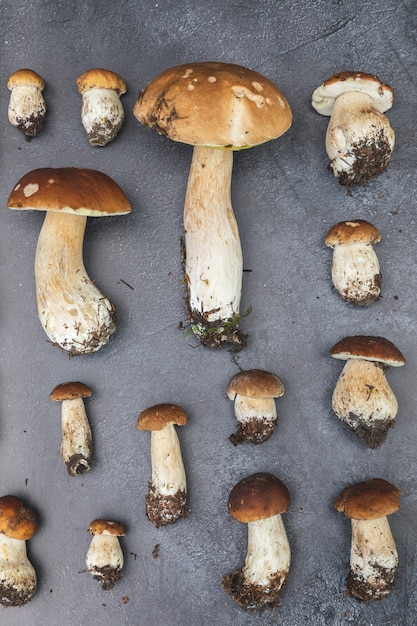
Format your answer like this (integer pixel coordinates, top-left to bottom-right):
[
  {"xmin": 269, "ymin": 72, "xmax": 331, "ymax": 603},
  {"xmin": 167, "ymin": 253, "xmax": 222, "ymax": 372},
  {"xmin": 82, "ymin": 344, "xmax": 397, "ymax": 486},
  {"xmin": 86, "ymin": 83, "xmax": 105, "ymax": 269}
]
[
  {"xmin": 330, "ymin": 335, "xmax": 405, "ymax": 367},
  {"xmin": 7, "ymin": 167, "xmax": 131, "ymax": 217},
  {"xmin": 227, "ymin": 369, "xmax": 285, "ymax": 400},
  {"xmin": 134, "ymin": 61, "xmax": 292, "ymax": 149},
  {"xmin": 334, "ymin": 478, "xmax": 401, "ymax": 520},
  {"xmin": 7, "ymin": 69, "xmax": 45, "ymax": 90},
  {"xmin": 228, "ymin": 472, "xmax": 290, "ymax": 523},
  {"xmin": 137, "ymin": 403, "xmax": 188, "ymax": 431},
  {"xmin": 0, "ymin": 495, "xmax": 38, "ymax": 540},
  {"xmin": 50, "ymin": 381, "xmax": 93, "ymax": 402},
  {"xmin": 76, "ymin": 68, "xmax": 126, "ymax": 95},
  {"xmin": 88, "ymin": 519, "xmax": 126, "ymax": 536},
  {"xmin": 312, "ymin": 71, "xmax": 394, "ymax": 116},
  {"xmin": 325, "ymin": 220, "xmax": 382, "ymax": 248}
]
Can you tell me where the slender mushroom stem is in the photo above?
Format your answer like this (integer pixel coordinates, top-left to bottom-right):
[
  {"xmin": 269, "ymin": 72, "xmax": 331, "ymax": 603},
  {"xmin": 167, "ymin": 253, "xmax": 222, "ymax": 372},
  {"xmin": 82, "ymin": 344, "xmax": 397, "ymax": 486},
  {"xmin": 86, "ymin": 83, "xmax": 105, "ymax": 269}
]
[
  {"xmin": 0, "ymin": 534, "xmax": 37, "ymax": 606},
  {"xmin": 61, "ymin": 396, "xmax": 92, "ymax": 476},
  {"xmin": 184, "ymin": 146, "xmax": 246, "ymax": 348},
  {"xmin": 35, "ymin": 211, "xmax": 116, "ymax": 354},
  {"xmin": 244, "ymin": 514, "xmax": 290, "ymax": 588}
]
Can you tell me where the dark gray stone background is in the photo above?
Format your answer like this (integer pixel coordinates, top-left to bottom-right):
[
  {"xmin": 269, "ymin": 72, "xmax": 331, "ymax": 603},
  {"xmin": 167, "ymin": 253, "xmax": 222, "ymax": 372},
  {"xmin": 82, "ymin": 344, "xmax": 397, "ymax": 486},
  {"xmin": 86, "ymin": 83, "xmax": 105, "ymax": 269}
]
[{"xmin": 0, "ymin": 1, "xmax": 416, "ymax": 624}]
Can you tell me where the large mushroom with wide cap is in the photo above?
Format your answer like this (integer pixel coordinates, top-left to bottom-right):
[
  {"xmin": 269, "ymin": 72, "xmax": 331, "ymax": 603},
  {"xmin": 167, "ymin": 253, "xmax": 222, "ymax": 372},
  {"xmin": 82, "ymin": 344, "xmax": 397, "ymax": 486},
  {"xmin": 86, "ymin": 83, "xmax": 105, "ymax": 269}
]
[
  {"xmin": 312, "ymin": 71, "xmax": 395, "ymax": 186},
  {"xmin": 330, "ymin": 335, "xmax": 405, "ymax": 448},
  {"xmin": 134, "ymin": 61, "xmax": 292, "ymax": 348},
  {"xmin": 7, "ymin": 167, "xmax": 131, "ymax": 355}
]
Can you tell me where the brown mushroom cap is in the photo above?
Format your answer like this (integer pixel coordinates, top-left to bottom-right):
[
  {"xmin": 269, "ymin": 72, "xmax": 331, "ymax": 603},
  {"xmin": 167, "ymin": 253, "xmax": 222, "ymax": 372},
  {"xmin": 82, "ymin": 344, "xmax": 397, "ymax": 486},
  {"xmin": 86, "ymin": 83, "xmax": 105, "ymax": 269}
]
[
  {"xmin": 0, "ymin": 495, "xmax": 38, "ymax": 540},
  {"xmin": 330, "ymin": 336, "xmax": 405, "ymax": 367},
  {"xmin": 137, "ymin": 403, "xmax": 188, "ymax": 431},
  {"xmin": 88, "ymin": 519, "xmax": 126, "ymax": 536},
  {"xmin": 50, "ymin": 381, "xmax": 93, "ymax": 402},
  {"xmin": 325, "ymin": 220, "xmax": 382, "ymax": 248},
  {"xmin": 7, "ymin": 167, "xmax": 131, "ymax": 217},
  {"xmin": 7, "ymin": 69, "xmax": 45, "ymax": 91},
  {"xmin": 334, "ymin": 478, "xmax": 401, "ymax": 520},
  {"xmin": 228, "ymin": 472, "xmax": 290, "ymax": 523},
  {"xmin": 76, "ymin": 68, "xmax": 126, "ymax": 95},
  {"xmin": 134, "ymin": 61, "xmax": 292, "ymax": 149},
  {"xmin": 227, "ymin": 369, "xmax": 285, "ymax": 400}
]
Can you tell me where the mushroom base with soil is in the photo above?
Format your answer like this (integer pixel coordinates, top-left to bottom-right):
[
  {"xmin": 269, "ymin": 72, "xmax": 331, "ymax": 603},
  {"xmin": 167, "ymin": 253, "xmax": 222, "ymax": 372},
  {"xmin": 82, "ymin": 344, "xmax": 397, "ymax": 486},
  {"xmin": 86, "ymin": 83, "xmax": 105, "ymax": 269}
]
[
  {"xmin": 145, "ymin": 483, "xmax": 187, "ymax": 528},
  {"xmin": 222, "ymin": 569, "xmax": 284, "ymax": 611},
  {"xmin": 81, "ymin": 88, "xmax": 124, "ymax": 146},
  {"xmin": 0, "ymin": 535, "xmax": 37, "ymax": 606},
  {"xmin": 229, "ymin": 417, "xmax": 277, "ymax": 446},
  {"xmin": 340, "ymin": 412, "xmax": 394, "ymax": 449}
]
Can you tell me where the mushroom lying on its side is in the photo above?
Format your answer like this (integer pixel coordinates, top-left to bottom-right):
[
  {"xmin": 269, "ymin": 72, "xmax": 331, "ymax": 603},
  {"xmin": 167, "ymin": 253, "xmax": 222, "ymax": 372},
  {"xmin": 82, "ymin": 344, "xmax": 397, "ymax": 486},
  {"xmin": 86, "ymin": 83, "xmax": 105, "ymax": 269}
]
[
  {"xmin": 86, "ymin": 519, "xmax": 126, "ymax": 590},
  {"xmin": 7, "ymin": 69, "xmax": 46, "ymax": 137}
]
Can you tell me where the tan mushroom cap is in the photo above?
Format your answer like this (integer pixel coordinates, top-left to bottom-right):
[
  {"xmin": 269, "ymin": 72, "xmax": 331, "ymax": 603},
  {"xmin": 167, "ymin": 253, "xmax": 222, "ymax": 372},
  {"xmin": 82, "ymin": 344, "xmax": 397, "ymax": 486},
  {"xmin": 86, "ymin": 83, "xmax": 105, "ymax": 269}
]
[
  {"xmin": 312, "ymin": 71, "xmax": 394, "ymax": 116},
  {"xmin": 228, "ymin": 472, "xmax": 290, "ymax": 523},
  {"xmin": 7, "ymin": 69, "xmax": 45, "ymax": 90},
  {"xmin": 227, "ymin": 369, "xmax": 285, "ymax": 400},
  {"xmin": 325, "ymin": 220, "xmax": 382, "ymax": 248},
  {"xmin": 77, "ymin": 68, "xmax": 126, "ymax": 95},
  {"xmin": 330, "ymin": 336, "xmax": 405, "ymax": 367},
  {"xmin": 334, "ymin": 478, "xmax": 402, "ymax": 520},
  {"xmin": 0, "ymin": 495, "xmax": 38, "ymax": 540},
  {"xmin": 137, "ymin": 403, "xmax": 188, "ymax": 431},
  {"xmin": 7, "ymin": 167, "xmax": 131, "ymax": 217},
  {"xmin": 50, "ymin": 381, "xmax": 93, "ymax": 402},
  {"xmin": 134, "ymin": 61, "xmax": 292, "ymax": 149},
  {"xmin": 88, "ymin": 519, "xmax": 126, "ymax": 536}
]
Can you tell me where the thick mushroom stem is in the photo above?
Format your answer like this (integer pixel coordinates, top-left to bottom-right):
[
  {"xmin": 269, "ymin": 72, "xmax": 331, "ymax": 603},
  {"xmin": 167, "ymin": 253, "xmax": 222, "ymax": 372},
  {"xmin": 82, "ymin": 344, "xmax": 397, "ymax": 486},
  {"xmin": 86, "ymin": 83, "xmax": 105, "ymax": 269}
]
[
  {"xmin": 8, "ymin": 85, "xmax": 46, "ymax": 137},
  {"xmin": 81, "ymin": 88, "xmax": 124, "ymax": 146},
  {"xmin": 348, "ymin": 517, "xmax": 398, "ymax": 601},
  {"xmin": 35, "ymin": 210, "xmax": 116, "ymax": 355},
  {"xmin": 331, "ymin": 242, "xmax": 381, "ymax": 305},
  {"xmin": 86, "ymin": 534, "xmax": 124, "ymax": 590},
  {"xmin": 184, "ymin": 146, "xmax": 245, "ymax": 348},
  {"xmin": 61, "ymin": 397, "xmax": 92, "ymax": 476},
  {"xmin": 326, "ymin": 91, "xmax": 395, "ymax": 185},
  {"xmin": 0, "ymin": 534, "xmax": 37, "ymax": 606},
  {"xmin": 230, "ymin": 396, "xmax": 277, "ymax": 445}
]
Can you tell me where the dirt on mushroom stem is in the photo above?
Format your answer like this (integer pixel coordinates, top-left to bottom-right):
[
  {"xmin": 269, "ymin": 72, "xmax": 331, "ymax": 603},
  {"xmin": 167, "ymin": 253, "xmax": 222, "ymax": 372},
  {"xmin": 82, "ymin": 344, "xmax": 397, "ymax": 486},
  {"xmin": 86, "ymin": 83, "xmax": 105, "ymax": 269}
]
[
  {"xmin": 146, "ymin": 483, "xmax": 187, "ymax": 528},
  {"xmin": 90, "ymin": 565, "xmax": 122, "ymax": 591},
  {"xmin": 229, "ymin": 417, "xmax": 277, "ymax": 446},
  {"xmin": 347, "ymin": 563, "xmax": 398, "ymax": 601},
  {"xmin": 343, "ymin": 411, "xmax": 394, "ymax": 449},
  {"xmin": 15, "ymin": 112, "xmax": 45, "ymax": 137},
  {"xmin": 335, "ymin": 129, "xmax": 392, "ymax": 187},
  {"xmin": 221, "ymin": 569, "xmax": 284, "ymax": 611}
]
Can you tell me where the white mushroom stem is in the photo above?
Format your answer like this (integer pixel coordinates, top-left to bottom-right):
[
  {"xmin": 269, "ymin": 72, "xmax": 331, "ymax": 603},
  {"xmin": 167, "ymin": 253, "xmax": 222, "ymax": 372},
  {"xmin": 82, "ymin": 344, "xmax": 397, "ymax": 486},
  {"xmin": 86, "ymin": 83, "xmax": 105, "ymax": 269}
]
[
  {"xmin": 243, "ymin": 514, "xmax": 290, "ymax": 588},
  {"xmin": 331, "ymin": 242, "xmax": 381, "ymax": 304},
  {"xmin": 81, "ymin": 88, "xmax": 124, "ymax": 146},
  {"xmin": 8, "ymin": 85, "xmax": 46, "ymax": 135},
  {"xmin": 86, "ymin": 534, "xmax": 123, "ymax": 582},
  {"xmin": 0, "ymin": 534, "xmax": 36, "ymax": 606},
  {"xmin": 184, "ymin": 146, "xmax": 243, "ymax": 336},
  {"xmin": 150, "ymin": 424, "xmax": 186, "ymax": 496},
  {"xmin": 35, "ymin": 211, "xmax": 116, "ymax": 355},
  {"xmin": 61, "ymin": 397, "xmax": 92, "ymax": 476},
  {"xmin": 234, "ymin": 396, "xmax": 277, "ymax": 425}
]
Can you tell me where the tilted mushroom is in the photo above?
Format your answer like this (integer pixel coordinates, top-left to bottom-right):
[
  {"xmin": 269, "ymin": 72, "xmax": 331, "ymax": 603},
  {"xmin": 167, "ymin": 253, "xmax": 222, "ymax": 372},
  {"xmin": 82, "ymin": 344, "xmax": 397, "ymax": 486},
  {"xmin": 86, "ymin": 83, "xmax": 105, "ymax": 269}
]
[
  {"xmin": 137, "ymin": 403, "xmax": 188, "ymax": 528},
  {"xmin": 325, "ymin": 220, "xmax": 382, "ymax": 305},
  {"xmin": 222, "ymin": 472, "xmax": 291, "ymax": 611},
  {"xmin": 330, "ymin": 336, "xmax": 405, "ymax": 448},
  {"xmin": 227, "ymin": 369, "xmax": 285, "ymax": 445},
  {"xmin": 77, "ymin": 68, "xmax": 126, "ymax": 146},
  {"xmin": 134, "ymin": 61, "xmax": 292, "ymax": 348},
  {"xmin": 312, "ymin": 71, "xmax": 395, "ymax": 186},
  {"xmin": 50, "ymin": 381, "xmax": 93, "ymax": 476},
  {"xmin": 86, "ymin": 519, "xmax": 126, "ymax": 590},
  {"xmin": 0, "ymin": 495, "xmax": 38, "ymax": 606},
  {"xmin": 334, "ymin": 478, "xmax": 402, "ymax": 601},
  {"xmin": 7, "ymin": 69, "xmax": 46, "ymax": 137},
  {"xmin": 7, "ymin": 167, "xmax": 131, "ymax": 355}
]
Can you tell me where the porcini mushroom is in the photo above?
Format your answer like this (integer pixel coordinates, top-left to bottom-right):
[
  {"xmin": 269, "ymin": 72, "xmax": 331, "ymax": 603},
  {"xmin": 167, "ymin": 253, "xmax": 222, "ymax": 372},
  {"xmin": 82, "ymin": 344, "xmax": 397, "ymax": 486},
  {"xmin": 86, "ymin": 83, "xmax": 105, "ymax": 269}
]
[
  {"xmin": 137, "ymin": 403, "xmax": 188, "ymax": 528},
  {"xmin": 330, "ymin": 336, "xmax": 405, "ymax": 448},
  {"xmin": 134, "ymin": 61, "xmax": 292, "ymax": 348},
  {"xmin": 77, "ymin": 68, "xmax": 126, "ymax": 146},
  {"xmin": 0, "ymin": 495, "xmax": 38, "ymax": 606},
  {"xmin": 312, "ymin": 71, "xmax": 395, "ymax": 185},
  {"xmin": 50, "ymin": 381, "xmax": 93, "ymax": 476},
  {"xmin": 227, "ymin": 369, "xmax": 285, "ymax": 445},
  {"xmin": 7, "ymin": 69, "xmax": 46, "ymax": 137},
  {"xmin": 325, "ymin": 220, "xmax": 382, "ymax": 305},
  {"xmin": 7, "ymin": 167, "xmax": 131, "ymax": 355},
  {"xmin": 222, "ymin": 472, "xmax": 291, "ymax": 611},
  {"xmin": 334, "ymin": 478, "xmax": 401, "ymax": 601},
  {"xmin": 86, "ymin": 519, "xmax": 126, "ymax": 590}
]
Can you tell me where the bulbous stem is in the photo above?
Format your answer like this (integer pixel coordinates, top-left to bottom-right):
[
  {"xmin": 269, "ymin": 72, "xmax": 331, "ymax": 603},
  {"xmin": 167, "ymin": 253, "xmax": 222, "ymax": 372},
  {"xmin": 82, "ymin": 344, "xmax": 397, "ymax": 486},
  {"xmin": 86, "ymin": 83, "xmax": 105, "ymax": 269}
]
[{"xmin": 0, "ymin": 535, "xmax": 37, "ymax": 606}]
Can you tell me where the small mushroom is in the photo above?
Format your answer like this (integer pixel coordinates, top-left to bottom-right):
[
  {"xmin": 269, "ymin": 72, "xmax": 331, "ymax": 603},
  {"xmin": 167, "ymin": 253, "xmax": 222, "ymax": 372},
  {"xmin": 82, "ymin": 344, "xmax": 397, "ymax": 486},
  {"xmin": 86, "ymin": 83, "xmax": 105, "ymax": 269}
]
[
  {"xmin": 222, "ymin": 472, "xmax": 291, "ymax": 611},
  {"xmin": 134, "ymin": 61, "xmax": 292, "ymax": 348},
  {"xmin": 77, "ymin": 68, "xmax": 126, "ymax": 146},
  {"xmin": 325, "ymin": 220, "xmax": 382, "ymax": 305},
  {"xmin": 227, "ymin": 369, "xmax": 285, "ymax": 445},
  {"xmin": 50, "ymin": 381, "xmax": 93, "ymax": 476},
  {"xmin": 312, "ymin": 71, "xmax": 395, "ymax": 186},
  {"xmin": 7, "ymin": 69, "xmax": 46, "ymax": 137},
  {"xmin": 7, "ymin": 167, "xmax": 131, "ymax": 355},
  {"xmin": 330, "ymin": 336, "xmax": 405, "ymax": 448},
  {"xmin": 0, "ymin": 495, "xmax": 38, "ymax": 606},
  {"xmin": 334, "ymin": 478, "xmax": 402, "ymax": 601},
  {"xmin": 137, "ymin": 404, "xmax": 188, "ymax": 528},
  {"xmin": 86, "ymin": 519, "xmax": 126, "ymax": 590}
]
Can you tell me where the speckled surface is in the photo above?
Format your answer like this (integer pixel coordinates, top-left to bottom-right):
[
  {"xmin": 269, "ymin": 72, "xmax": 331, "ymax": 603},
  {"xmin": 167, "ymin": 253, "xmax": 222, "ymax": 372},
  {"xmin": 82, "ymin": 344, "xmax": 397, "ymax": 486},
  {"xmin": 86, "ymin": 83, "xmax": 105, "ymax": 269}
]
[{"xmin": 0, "ymin": 1, "xmax": 416, "ymax": 624}]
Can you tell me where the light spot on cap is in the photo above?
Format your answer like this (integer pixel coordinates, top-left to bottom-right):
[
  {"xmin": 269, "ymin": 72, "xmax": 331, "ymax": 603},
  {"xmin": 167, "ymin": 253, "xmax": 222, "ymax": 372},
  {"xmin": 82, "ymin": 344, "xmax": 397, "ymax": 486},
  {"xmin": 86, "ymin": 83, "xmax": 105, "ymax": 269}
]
[
  {"xmin": 23, "ymin": 183, "xmax": 39, "ymax": 197},
  {"xmin": 207, "ymin": 76, "xmax": 216, "ymax": 83},
  {"xmin": 231, "ymin": 85, "xmax": 265, "ymax": 108},
  {"xmin": 14, "ymin": 183, "xmax": 21, "ymax": 191},
  {"xmin": 252, "ymin": 81, "xmax": 263, "ymax": 92},
  {"xmin": 182, "ymin": 68, "xmax": 193, "ymax": 79},
  {"xmin": 48, "ymin": 178, "xmax": 56, "ymax": 184}
]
